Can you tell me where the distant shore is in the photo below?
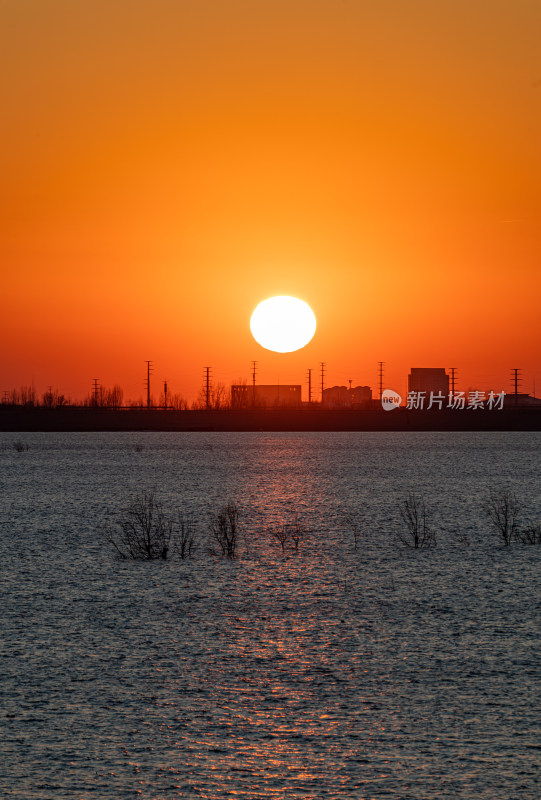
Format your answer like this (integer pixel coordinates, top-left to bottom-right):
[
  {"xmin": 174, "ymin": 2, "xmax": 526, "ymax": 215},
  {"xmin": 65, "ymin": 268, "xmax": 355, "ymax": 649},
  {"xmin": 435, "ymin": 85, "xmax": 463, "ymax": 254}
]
[{"xmin": 1, "ymin": 406, "xmax": 540, "ymax": 432}]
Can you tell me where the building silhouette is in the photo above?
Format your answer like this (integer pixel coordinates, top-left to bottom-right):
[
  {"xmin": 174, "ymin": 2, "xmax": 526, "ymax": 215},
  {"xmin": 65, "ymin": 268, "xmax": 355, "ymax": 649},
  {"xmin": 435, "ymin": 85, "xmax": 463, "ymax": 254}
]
[
  {"xmin": 322, "ymin": 385, "xmax": 372, "ymax": 408},
  {"xmin": 408, "ymin": 368, "xmax": 449, "ymax": 397},
  {"xmin": 506, "ymin": 393, "xmax": 541, "ymax": 408},
  {"xmin": 231, "ymin": 384, "xmax": 302, "ymax": 409}
]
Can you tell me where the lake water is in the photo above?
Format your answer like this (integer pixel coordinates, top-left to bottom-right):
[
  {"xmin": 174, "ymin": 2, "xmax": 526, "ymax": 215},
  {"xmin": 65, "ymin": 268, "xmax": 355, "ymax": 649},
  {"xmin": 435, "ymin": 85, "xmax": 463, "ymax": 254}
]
[{"xmin": 1, "ymin": 432, "xmax": 540, "ymax": 799}]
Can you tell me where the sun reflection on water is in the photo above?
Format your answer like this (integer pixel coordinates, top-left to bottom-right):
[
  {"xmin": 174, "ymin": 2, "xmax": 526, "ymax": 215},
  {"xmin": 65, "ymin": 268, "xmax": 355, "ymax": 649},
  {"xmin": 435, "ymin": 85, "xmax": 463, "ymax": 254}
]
[{"xmin": 2, "ymin": 432, "xmax": 539, "ymax": 798}]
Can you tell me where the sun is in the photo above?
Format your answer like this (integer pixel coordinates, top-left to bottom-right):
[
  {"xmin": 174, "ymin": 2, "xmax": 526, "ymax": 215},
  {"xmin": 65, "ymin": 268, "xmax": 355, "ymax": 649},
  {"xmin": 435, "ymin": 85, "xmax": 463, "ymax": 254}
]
[{"xmin": 250, "ymin": 296, "xmax": 316, "ymax": 353}]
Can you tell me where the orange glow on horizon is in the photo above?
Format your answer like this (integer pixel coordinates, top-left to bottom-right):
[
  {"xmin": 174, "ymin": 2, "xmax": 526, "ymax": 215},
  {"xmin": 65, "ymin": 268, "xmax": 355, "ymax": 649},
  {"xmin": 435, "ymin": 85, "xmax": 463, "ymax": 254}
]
[{"xmin": 1, "ymin": 1, "xmax": 540, "ymax": 403}]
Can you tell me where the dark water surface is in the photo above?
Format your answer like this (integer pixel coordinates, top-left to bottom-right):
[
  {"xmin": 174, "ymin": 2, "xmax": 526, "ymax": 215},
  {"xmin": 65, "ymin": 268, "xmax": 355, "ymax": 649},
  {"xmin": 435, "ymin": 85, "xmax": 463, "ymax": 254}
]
[{"xmin": 1, "ymin": 432, "xmax": 539, "ymax": 799}]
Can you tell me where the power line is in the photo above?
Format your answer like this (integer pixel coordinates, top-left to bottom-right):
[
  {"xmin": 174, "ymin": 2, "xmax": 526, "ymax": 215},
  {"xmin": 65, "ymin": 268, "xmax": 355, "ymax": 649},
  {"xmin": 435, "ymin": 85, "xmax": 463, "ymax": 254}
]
[
  {"xmin": 377, "ymin": 361, "xmax": 385, "ymax": 399},
  {"xmin": 251, "ymin": 360, "xmax": 257, "ymax": 408},
  {"xmin": 204, "ymin": 367, "xmax": 212, "ymax": 410},
  {"xmin": 449, "ymin": 367, "xmax": 457, "ymax": 400},
  {"xmin": 92, "ymin": 378, "xmax": 100, "ymax": 407},
  {"xmin": 511, "ymin": 368, "xmax": 521, "ymax": 405},
  {"xmin": 144, "ymin": 360, "xmax": 153, "ymax": 409}
]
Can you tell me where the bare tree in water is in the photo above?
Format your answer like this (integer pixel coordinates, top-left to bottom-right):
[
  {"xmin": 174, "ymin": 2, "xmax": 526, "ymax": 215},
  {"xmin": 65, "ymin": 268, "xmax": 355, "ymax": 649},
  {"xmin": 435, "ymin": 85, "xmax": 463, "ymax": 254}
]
[
  {"xmin": 344, "ymin": 512, "xmax": 364, "ymax": 551},
  {"xmin": 396, "ymin": 492, "xmax": 436, "ymax": 548},
  {"xmin": 178, "ymin": 513, "xmax": 197, "ymax": 559},
  {"xmin": 102, "ymin": 490, "xmax": 174, "ymax": 560},
  {"xmin": 209, "ymin": 502, "xmax": 239, "ymax": 558},
  {"xmin": 482, "ymin": 487, "xmax": 519, "ymax": 546}
]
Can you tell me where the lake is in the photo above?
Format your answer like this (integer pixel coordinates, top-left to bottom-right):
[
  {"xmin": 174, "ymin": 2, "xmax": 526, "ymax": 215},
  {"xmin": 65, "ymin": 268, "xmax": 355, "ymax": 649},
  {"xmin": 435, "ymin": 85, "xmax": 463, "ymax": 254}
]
[{"xmin": 1, "ymin": 432, "xmax": 539, "ymax": 799}]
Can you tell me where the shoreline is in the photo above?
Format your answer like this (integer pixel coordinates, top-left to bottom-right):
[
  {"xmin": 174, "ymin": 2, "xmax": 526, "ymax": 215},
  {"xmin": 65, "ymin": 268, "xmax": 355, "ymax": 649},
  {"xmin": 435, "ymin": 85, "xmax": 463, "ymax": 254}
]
[{"xmin": 1, "ymin": 407, "xmax": 540, "ymax": 432}]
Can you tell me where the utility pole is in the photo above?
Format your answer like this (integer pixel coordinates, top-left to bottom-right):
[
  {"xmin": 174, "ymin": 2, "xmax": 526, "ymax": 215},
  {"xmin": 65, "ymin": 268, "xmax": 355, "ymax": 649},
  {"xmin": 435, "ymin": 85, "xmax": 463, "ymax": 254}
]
[
  {"xmin": 204, "ymin": 367, "xmax": 211, "ymax": 410},
  {"xmin": 163, "ymin": 380, "xmax": 168, "ymax": 411},
  {"xmin": 307, "ymin": 368, "xmax": 312, "ymax": 404},
  {"xmin": 320, "ymin": 362, "xmax": 326, "ymax": 404},
  {"xmin": 511, "ymin": 368, "xmax": 521, "ymax": 405},
  {"xmin": 449, "ymin": 367, "xmax": 457, "ymax": 401},
  {"xmin": 144, "ymin": 360, "xmax": 152, "ymax": 409},
  {"xmin": 92, "ymin": 378, "xmax": 100, "ymax": 407},
  {"xmin": 377, "ymin": 361, "xmax": 384, "ymax": 399},
  {"xmin": 251, "ymin": 360, "xmax": 257, "ymax": 408}
]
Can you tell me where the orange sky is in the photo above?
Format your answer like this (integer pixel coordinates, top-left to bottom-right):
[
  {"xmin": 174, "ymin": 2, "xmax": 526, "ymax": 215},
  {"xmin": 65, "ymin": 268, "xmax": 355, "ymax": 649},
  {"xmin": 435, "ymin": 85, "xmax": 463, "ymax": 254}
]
[{"xmin": 1, "ymin": 0, "xmax": 540, "ymax": 403}]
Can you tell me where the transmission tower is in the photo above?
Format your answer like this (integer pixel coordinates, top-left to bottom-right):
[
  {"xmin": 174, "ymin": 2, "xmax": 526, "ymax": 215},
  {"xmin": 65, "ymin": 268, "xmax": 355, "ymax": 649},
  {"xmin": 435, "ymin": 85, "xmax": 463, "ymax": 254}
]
[
  {"xmin": 92, "ymin": 378, "xmax": 100, "ymax": 407},
  {"xmin": 163, "ymin": 380, "xmax": 168, "ymax": 411},
  {"xmin": 449, "ymin": 367, "xmax": 457, "ymax": 401},
  {"xmin": 251, "ymin": 360, "xmax": 257, "ymax": 407},
  {"xmin": 144, "ymin": 360, "xmax": 153, "ymax": 409},
  {"xmin": 320, "ymin": 362, "xmax": 326, "ymax": 404},
  {"xmin": 377, "ymin": 361, "xmax": 385, "ymax": 399},
  {"xmin": 307, "ymin": 368, "xmax": 312, "ymax": 404},
  {"xmin": 511, "ymin": 368, "xmax": 521, "ymax": 405},
  {"xmin": 204, "ymin": 367, "xmax": 212, "ymax": 409}
]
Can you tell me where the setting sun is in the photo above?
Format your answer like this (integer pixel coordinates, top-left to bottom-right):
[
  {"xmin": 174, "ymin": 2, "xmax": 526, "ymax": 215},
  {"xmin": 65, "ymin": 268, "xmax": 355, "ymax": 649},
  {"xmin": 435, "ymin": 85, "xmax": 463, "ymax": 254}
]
[
  {"xmin": 1, "ymin": 3, "xmax": 540, "ymax": 798},
  {"xmin": 250, "ymin": 296, "xmax": 317, "ymax": 353}
]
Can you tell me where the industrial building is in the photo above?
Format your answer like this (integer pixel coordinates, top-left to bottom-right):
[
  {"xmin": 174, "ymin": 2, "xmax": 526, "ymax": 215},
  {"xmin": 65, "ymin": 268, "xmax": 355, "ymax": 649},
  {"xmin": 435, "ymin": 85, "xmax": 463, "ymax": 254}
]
[
  {"xmin": 408, "ymin": 368, "xmax": 449, "ymax": 397},
  {"xmin": 231, "ymin": 384, "xmax": 302, "ymax": 409},
  {"xmin": 322, "ymin": 385, "xmax": 372, "ymax": 408}
]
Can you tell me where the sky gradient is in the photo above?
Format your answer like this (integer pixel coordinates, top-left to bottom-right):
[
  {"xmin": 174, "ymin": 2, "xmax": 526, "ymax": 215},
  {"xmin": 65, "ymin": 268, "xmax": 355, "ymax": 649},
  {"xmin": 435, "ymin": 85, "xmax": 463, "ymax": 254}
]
[{"xmin": 1, "ymin": 0, "xmax": 540, "ymax": 402}]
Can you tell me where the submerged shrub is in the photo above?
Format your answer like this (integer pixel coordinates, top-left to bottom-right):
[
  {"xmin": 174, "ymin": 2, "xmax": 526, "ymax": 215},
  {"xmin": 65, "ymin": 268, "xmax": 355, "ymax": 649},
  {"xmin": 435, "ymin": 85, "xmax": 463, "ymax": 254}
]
[
  {"xmin": 12, "ymin": 440, "xmax": 28, "ymax": 452},
  {"xmin": 454, "ymin": 529, "xmax": 471, "ymax": 547},
  {"xmin": 517, "ymin": 526, "xmax": 541, "ymax": 545},
  {"xmin": 102, "ymin": 489, "xmax": 174, "ymax": 560},
  {"xmin": 178, "ymin": 513, "xmax": 197, "ymax": 559},
  {"xmin": 482, "ymin": 487, "xmax": 519, "ymax": 546},
  {"xmin": 268, "ymin": 523, "xmax": 291, "ymax": 552},
  {"xmin": 209, "ymin": 502, "xmax": 239, "ymax": 558},
  {"xmin": 287, "ymin": 514, "xmax": 307, "ymax": 552},
  {"xmin": 396, "ymin": 492, "xmax": 436, "ymax": 549},
  {"xmin": 344, "ymin": 512, "xmax": 364, "ymax": 551},
  {"xmin": 267, "ymin": 514, "xmax": 308, "ymax": 553}
]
